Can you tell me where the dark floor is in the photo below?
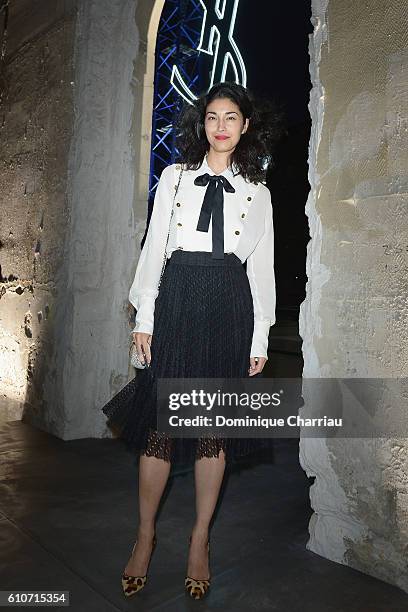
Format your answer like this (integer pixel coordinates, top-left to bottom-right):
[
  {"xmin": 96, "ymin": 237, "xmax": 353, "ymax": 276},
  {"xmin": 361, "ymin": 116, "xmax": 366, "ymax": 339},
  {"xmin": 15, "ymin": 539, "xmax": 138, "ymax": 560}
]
[
  {"xmin": 1, "ymin": 318, "xmax": 408, "ymax": 611},
  {"xmin": 2, "ymin": 425, "xmax": 408, "ymax": 610}
]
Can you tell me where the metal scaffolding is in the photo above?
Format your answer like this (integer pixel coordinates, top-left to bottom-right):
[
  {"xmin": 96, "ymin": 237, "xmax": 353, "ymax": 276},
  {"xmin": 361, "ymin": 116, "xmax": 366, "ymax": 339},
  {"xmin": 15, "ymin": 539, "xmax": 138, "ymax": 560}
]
[{"xmin": 148, "ymin": 0, "xmax": 204, "ymax": 210}]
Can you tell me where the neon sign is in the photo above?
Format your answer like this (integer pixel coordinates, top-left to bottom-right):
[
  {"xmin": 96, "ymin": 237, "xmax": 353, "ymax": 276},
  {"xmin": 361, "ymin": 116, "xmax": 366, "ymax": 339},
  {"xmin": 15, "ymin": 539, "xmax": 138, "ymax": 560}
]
[{"xmin": 170, "ymin": 0, "xmax": 247, "ymax": 105}]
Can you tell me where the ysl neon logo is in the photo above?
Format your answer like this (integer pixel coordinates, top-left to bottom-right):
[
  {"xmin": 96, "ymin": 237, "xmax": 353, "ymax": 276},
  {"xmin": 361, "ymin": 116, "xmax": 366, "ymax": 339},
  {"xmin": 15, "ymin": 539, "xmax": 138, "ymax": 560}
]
[{"xmin": 171, "ymin": 0, "xmax": 247, "ymax": 105}]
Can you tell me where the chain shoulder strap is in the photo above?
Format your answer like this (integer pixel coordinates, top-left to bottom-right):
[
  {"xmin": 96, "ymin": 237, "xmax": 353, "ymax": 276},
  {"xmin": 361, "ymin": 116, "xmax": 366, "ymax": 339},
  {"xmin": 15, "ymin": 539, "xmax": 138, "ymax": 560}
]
[{"xmin": 157, "ymin": 164, "xmax": 183, "ymax": 289}]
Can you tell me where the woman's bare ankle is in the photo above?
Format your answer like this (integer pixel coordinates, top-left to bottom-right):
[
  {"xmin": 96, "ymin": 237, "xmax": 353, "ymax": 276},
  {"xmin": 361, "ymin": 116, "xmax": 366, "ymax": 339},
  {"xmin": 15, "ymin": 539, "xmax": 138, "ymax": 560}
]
[
  {"xmin": 137, "ymin": 522, "xmax": 155, "ymax": 541},
  {"xmin": 191, "ymin": 524, "xmax": 209, "ymax": 542}
]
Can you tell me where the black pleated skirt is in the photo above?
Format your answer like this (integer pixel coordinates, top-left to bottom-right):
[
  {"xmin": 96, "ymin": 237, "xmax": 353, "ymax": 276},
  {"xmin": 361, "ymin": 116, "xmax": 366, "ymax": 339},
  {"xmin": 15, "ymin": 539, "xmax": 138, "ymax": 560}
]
[{"xmin": 101, "ymin": 250, "xmax": 274, "ymax": 466}]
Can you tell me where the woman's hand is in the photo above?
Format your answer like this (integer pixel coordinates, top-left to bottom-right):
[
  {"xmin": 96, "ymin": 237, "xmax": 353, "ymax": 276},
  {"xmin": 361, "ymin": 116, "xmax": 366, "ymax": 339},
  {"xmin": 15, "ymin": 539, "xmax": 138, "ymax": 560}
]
[
  {"xmin": 132, "ymin": 332, "xmax": 152, "ymax": 366},
  {"xmin": 248, "ymin": 356, "xmax": 267, "ymax": 376}
]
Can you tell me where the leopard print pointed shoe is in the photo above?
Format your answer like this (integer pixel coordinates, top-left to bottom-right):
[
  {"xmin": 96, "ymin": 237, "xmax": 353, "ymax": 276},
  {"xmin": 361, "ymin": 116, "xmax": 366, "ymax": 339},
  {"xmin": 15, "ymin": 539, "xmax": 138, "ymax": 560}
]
[
  {"xmin": 121, "ymin": 535, "xmax": 157, "ymax": 597},
  {"xmin": 185, "ymin": 574, "xmax": 211, "ymax": 600},
  {"xmin": 185, "ymin": 536, "xmax": 211, "ymax": 600}
]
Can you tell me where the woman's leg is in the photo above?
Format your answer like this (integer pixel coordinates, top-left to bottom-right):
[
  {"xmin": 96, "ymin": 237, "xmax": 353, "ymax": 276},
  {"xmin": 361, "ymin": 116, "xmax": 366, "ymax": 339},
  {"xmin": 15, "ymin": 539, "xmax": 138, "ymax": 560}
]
[
  {"xmin": 124, "ymin": 453, "xmax": 171, "ymax": 575},
  {"xmin": 187, "ymin": 449, "xmax": 226, "ymax": 578}
]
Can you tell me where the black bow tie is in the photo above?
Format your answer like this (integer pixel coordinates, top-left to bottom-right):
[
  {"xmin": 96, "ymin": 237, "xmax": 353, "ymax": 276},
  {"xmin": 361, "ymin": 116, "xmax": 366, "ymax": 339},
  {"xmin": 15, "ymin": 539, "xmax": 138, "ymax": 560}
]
[{"xmin": 194, "ymin": 173, "xmax": 235, "ymax": 259}]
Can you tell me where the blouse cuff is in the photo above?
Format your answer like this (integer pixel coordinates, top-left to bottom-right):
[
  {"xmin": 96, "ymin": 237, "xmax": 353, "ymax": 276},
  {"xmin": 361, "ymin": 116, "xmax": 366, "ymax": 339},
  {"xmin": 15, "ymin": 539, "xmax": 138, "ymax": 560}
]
[
  {"xmin": 129, "ymin": 295, "xmax": 155, "ymax": 336},
  {"xmin": 250, "ymin": 319, "xmax": 272, "ymax": 359}
]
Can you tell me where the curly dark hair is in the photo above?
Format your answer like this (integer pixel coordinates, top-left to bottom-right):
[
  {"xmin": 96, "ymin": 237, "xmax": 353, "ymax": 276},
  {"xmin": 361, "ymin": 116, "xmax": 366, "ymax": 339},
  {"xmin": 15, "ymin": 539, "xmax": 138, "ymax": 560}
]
[{"xmin": 175, "ymin": 82, "xmax": 287, "ymax": 183}]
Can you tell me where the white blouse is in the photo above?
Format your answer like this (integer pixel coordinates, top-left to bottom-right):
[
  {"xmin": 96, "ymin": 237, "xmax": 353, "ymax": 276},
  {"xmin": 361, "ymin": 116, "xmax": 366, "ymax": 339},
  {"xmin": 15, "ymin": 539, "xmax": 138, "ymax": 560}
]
[{"xmin": 129, "ymin": 156, "xmax": 276, "ymax": 359}]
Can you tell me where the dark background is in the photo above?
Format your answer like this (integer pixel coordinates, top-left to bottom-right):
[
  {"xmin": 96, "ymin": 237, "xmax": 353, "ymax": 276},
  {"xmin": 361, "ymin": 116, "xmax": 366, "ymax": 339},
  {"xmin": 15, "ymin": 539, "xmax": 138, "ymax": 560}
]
[{"xmin": 235, "ymin": 1, "xmax": 313, "ymax": 316}]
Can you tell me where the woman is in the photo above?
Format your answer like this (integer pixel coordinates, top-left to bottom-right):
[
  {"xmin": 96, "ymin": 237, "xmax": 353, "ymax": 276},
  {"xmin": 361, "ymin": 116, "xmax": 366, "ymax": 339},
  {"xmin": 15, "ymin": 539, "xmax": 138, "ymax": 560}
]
[{"xmin": 102, "ymin": 81, "xmax": 283, "ymax": 600}]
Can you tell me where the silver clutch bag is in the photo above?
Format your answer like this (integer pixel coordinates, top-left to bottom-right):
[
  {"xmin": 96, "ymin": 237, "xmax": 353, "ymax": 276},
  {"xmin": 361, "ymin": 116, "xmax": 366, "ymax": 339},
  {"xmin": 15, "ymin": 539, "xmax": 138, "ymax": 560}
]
[
  {"xmin": 130, "ymin": 165, "xmax": 184, "ymax": 370},
  {"xmin": 130, "ymin": 342, "xmax": 148, "ymax": 369}
]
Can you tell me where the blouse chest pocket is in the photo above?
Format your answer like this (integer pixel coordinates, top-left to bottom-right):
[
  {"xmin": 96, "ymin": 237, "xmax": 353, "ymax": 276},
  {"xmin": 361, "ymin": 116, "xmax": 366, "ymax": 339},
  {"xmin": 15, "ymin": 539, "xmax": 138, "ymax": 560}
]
[
  {"xmin": 223, "ymin": 190, "xmax": 251, "ymax": 239},
  {"xmin": 171, "ymin": 181, "xmax": 202, "ymax": 228},
  {"xmin": 172, "ymin": 181, "xmax": 217, "ymax": 251},
  {"xmin": 228, "ymin": 184, "xmax": 263, "ymax": 242}
]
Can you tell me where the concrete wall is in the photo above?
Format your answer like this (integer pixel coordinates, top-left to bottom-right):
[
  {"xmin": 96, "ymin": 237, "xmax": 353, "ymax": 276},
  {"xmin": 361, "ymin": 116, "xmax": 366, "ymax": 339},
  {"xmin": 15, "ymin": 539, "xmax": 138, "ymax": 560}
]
[
  {"xmin": 45, "ymin": 0, "xmax": 141, "ymax": 439},
  {"xmin": 300, "ymin": 0, "xmax": 408, "ymax": 592},
  {"xmin": 0, "ymin": 0, "xmax": 78, "ymax": 421},
  {"xmin": 0, "ymin": 0, "xmax": 155, "ymax": 437}
]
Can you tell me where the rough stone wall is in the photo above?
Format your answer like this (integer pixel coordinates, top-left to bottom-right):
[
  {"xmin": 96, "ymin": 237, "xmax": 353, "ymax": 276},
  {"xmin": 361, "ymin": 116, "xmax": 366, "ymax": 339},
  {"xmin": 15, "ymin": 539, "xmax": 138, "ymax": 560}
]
[
  {"xmin": 0, "ymin": 0, "xmax": 78, "ymax": 421},
  {"xmin": 0, "ymin": 0, "xmax": 141, "ymax": 438},
  {"xmin": 300, "ymin": 0, "xmax": 408, "ymax": 592}
]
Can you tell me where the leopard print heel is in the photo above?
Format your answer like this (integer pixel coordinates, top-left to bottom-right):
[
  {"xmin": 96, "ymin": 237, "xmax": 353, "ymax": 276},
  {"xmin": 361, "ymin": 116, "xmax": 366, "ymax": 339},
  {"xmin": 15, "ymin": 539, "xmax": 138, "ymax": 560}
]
[
  {"xmin": 121, "ymin": 535, "xmax": 157, "ymax": 597},
  {"xmin": 185, "ymin": 536, "xmax": 211, "ymax": 600}
]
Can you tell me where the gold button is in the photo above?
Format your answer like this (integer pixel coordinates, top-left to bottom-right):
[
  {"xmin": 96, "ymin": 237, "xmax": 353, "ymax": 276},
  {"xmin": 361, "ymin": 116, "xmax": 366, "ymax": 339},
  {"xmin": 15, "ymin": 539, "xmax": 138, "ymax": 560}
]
[
  {"xmin": 176, "ymin": 202, "xmax": 181, "ymax": 207},
  {"xmin": 235, "ymin": 230, "xmax": 240, "ymax": 235},
  {"xmin": 241, "ymin": 213, "xmax": 246, "ymax": 218},
  {"xmin": 247, "ymin": 196, "xmax": 252, "ymax": 202},
  {"xmin": 177, "ymin": 222, "xmax": 182, "ymax": 227},
  {"xmin": 175, "ymin": 164, "xmax": 180, "ymax": 170},
  {"xmin": 174, "ymin": 185, "xmax": 178, "ymax": 190}
]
